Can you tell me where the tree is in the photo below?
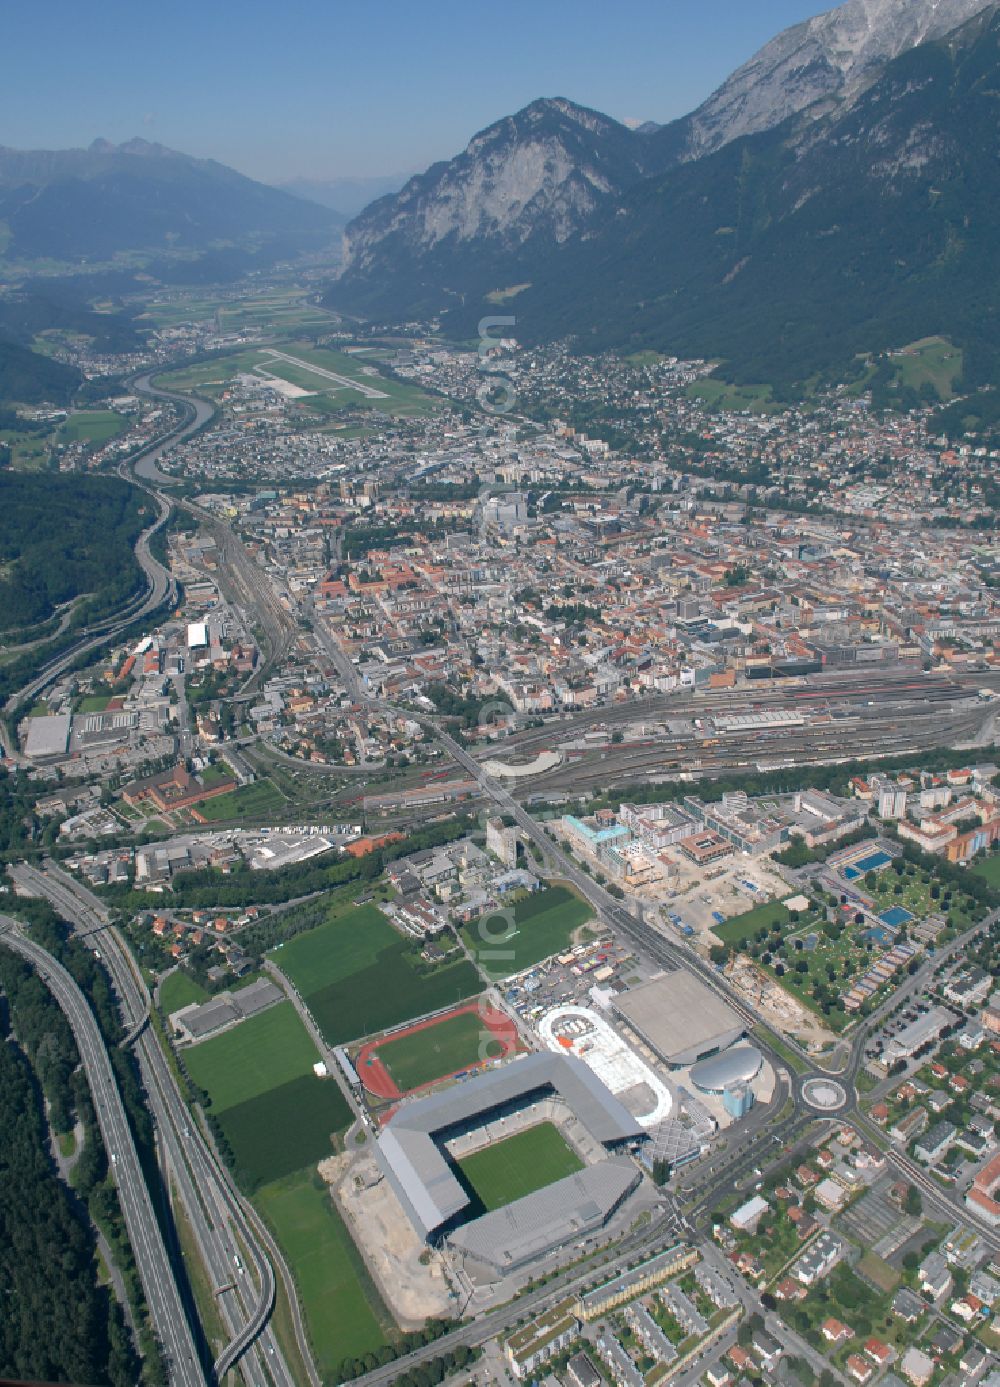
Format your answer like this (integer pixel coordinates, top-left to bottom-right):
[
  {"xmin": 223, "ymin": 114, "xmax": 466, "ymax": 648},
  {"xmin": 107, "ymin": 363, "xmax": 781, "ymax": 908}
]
[{"xmin": 905, "ymin": 1185, "xmax": 923, "ymax": 1216}]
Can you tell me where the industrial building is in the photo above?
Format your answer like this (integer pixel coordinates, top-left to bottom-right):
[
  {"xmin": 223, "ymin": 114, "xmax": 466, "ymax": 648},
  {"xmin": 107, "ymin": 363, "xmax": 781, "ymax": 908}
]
[
  {"xmin": 613, "ymin": 974, "xmax": 745, "ymax": 1069},
  {"xmin": 538, "ymin": 1004, "xmax": 673, "ymax": 1127},
  {"xmin": 374, "ymin": 1052, "xmax": 644, "ymax": 1246},
  {"xmin": 23, "ymin": 712, "xmax": 72, "ymax": 760},
  {"xmin": 885, "ymin": 1006, "xmax": 953, "ymax": 1061},
  {"xmin": 171, "ymin": 977, "xmax": 283, "ymax": 1042}
]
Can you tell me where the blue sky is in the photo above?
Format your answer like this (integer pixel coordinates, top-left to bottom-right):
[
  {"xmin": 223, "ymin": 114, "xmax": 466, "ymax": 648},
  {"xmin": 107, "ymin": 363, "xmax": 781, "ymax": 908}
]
[{"xmin": 3, "ymin": 1, "xmax": 835, "ymax": 183}]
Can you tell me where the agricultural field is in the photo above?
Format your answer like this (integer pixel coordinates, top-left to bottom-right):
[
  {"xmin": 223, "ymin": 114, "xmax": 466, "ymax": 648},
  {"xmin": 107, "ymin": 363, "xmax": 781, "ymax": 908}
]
[
  {"xmin": 270, "ymin": 903, "xmax": 480, "ymax": 1046},
  {"xmin": 183, "ymin": 1001, "xmax": 320, "ymax": 1110},
  {"xmin": 971, "ymin": 854, "xmax": 1000, "ymax": 888},
  {"xmin": 0, "ymin": 423, "xmax": 54, "ymax": 470},
  {"xmin": 890, "ymin": 337, "xmax": 963, "ymax": 400},
  {"xmin": 140, "ymin": 297, "xmax": 231, "ymax": 328},
  {"xmin": 76, "ymin": 693, "xmax": 113, "ymax": 713},
  {"xmin": 219, "ymin": 1075, "xmax": 352, "ymax": 1187},
  {"xmin": 457, "ymin": 1122, "xmax": 583, "ymax": 1212},
  {"xmin": 141, "ymin": 290, "xmax": 337, "ymax": 336},
  {"xmin": 256, "ymin": 1170, "xmax": 391, "ymax": 1374},
  {"xmin": 711, "ymin": 900, "xmax": 790, "ymax": 945},
  {"xmin": 182, "ymin": 1000, "xmax": 351, "ymax": 1186},
  {"xmin": 686, "ymin": 378, "xmax": 777, "ymax": 413},
  {"xmin": 462, "ymin": 885, "xmax": 594, "ymax": 977},
  {"xmin": 158, "ymin": 970, "xmax": 209, "ymax": 1015}
]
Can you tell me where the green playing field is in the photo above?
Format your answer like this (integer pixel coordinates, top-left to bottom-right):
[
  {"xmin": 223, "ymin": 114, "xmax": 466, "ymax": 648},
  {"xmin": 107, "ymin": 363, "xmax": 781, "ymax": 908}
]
[{"xmin": 456, "ymin": 1122, "xmax": 583, "ymax": 1211}]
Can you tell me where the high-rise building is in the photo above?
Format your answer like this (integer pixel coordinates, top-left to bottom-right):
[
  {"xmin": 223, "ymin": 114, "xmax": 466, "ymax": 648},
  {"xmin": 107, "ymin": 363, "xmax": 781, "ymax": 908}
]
[{"xmin": 486, "ymin": 815, "xmax": 518, "ymax": 868}]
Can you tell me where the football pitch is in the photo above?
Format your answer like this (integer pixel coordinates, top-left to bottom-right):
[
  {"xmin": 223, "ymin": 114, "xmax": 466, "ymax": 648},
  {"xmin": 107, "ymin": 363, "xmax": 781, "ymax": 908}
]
[
  {"xmin": 457, "ymin": 1121, "xmax": 583, "ymax": 1212},
  {"xmin": 255, "ymin": 1170, "xmax": 390, "ymax": 1372},
  {"xmin": 378, "ymin": 1009, "xmax": 500, "ymax": 1092}
]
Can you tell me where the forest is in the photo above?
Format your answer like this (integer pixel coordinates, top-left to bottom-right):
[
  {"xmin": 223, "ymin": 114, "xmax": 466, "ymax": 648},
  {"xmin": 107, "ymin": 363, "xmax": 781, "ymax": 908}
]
[
  {"xmin": 0, "ymin": 471, "xmax": 149, "ymax": 634},
  {"xmin": 0, "ymin": 338, "xmax": 81, "ymax": 405},
  {"xmin": 0, "ymin": 905, "xmax": 150, "ymax": 1385}
]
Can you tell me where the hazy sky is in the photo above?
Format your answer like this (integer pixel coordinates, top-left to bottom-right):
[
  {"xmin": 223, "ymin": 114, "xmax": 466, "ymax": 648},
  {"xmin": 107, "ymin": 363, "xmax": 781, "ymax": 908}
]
[{"xmin": 4, "ymin": 1, "xmax": 836, "ymax": 184}]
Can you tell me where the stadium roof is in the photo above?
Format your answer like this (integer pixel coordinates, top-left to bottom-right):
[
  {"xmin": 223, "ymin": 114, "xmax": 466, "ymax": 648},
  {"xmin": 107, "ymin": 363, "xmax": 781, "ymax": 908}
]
[
  {"xmin": 689, "ymin": 1045, "xmax": 763, "ymax": 1093},
  {"xmin": 375, "ymin": 1051, "xmax": 643, "ymax": 1238},
  {"xmin": 448, "ymin": 1157, "xmax": 640, "ymax": 1275},
  {"xmin": 613, "ymin": 973, "xmax": 744, "ymax": 1068}
]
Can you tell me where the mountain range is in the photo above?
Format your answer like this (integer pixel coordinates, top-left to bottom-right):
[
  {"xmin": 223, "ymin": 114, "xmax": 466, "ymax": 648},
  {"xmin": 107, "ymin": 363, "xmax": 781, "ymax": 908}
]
[
  {"xmin": 0, "ymin": 137, "xmax": 340, "ymax": 266},
  {"xmin": 325, "ymin": 0, "xmax": 1000, "ymax": 395},
  {"xmin": 277, "ymin": 173, "xmax": 410, "ymax": 217},
  {"xmin": 0, "ymin": 138, "xmax": 345, "ymax": 404}
]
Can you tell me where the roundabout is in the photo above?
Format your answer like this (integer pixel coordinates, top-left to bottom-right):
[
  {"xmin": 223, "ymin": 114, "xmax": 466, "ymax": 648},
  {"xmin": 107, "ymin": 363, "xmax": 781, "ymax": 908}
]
[{"xmin": 801, "ymin": 1076, "xmax": 849, "ymax": 1112}]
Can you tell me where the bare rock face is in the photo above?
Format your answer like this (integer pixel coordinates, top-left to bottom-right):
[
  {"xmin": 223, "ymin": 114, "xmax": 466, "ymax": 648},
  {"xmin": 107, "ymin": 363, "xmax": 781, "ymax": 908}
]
[
  {"xmin": 327, "ymin": 0, "xmax": 997, "ymax": 328},
  {"xmin": 682, "ymin": 0, "xmax": 992, "ymax": 156},
  {"xmin": 341, "ymin": 98, "xmax": 647, "ymax": 272}
]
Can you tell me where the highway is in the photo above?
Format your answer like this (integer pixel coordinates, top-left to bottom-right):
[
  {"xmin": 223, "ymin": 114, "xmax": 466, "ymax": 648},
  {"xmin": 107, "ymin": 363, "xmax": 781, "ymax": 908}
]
[
  {"xmin": 1, "ymin": 485, "xmax": 174, "ymax": 729},
  {"xmin": 9, "ymin": 861, "xmax": 309, "ymax": 1387},
  {"xmin": 0, "ymin": 917, "xmax": 204, "ymax": 1387},
  {"xmin": 0, "ymin": 372, "xmax": 218, "ymax": 734}
]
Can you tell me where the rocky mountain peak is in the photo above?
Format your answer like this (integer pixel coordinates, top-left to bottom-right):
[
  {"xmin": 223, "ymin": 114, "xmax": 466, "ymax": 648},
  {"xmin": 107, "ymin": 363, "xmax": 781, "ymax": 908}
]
[
  {"xmin": 341, "ymin": 97, "xmax": 646, "ymax": 273},
  {"xmin": 681, "ymin": 0, "xmax": 993, "ymax": 157}
]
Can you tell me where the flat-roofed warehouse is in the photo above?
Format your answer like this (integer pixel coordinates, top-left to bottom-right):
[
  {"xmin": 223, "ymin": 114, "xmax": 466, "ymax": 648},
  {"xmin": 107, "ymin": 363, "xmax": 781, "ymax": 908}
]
[
  {"xmin": 24, "ymin": 712, "xmax": 72, "ymax": 760},
  {"xmin": 613, "ymin": 974, "xmax": 744, "ymax": 1068},
  {"xmin": 374, "ymin": 1051, "xmax": 644, "ymax": 1241}
]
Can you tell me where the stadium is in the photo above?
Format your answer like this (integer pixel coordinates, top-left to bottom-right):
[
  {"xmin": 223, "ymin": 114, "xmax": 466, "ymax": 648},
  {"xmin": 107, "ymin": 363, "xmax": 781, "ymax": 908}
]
[{"xmin": 374, "ymin": 1051, "xmax": 647, "ymax": 1280}]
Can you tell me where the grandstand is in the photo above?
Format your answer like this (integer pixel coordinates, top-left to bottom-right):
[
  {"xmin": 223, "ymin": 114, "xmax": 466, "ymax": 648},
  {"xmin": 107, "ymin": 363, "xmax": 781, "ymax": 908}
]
[{"xmin": 374, "ymin": 1052, "xmax": 646, "ymax": 1268}]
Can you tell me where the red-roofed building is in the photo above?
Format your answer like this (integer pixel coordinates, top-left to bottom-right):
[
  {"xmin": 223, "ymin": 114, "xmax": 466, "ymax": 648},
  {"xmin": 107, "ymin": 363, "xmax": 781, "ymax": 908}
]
[
  {"xmin": 865, "ymin": 1339, "xmax": 894, "ymax": 1366},
  {"xmin": 847, "ymin": 1355, "xmax": 873, "ymax": 1384},
  {"xmin": 966, "ymin": 1151, "xmax": 1000, "ymax": 1225}
]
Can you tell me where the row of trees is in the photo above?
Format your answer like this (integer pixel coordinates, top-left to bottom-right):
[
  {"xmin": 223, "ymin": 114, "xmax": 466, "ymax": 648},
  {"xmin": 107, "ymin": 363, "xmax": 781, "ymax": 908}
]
[
  {"xmin": 337, "ymin": 1335, "xmax": 475, "ymax": 1386},
  {"xmin": 99, "ymin": 815, "xmax": 473, "ymax": 922}
]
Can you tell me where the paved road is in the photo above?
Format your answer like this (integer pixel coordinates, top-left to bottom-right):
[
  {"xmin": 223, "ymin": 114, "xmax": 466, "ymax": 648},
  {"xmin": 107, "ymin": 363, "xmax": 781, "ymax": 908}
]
[
  {"xmin": 0, "ymin": 374, "xmax": 217, "ymax": 731},
  {"xmin": 1, "ymin": 485, "xmax": 174, "ymax": 727},
  {"xmin": 131, "ymin": 373, "xmax": 297, "ymax": 682},
  {"xmin": 0, "ymin": 917, "xmax": 204, "ymax": 1387},
  {"xmin": 340, "ymin": 622, "xmax": 1000, "ymax": 1237},
  {"xmin": 9, "ymin": 861, "xmax": 307, "ymax": 1387}
]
